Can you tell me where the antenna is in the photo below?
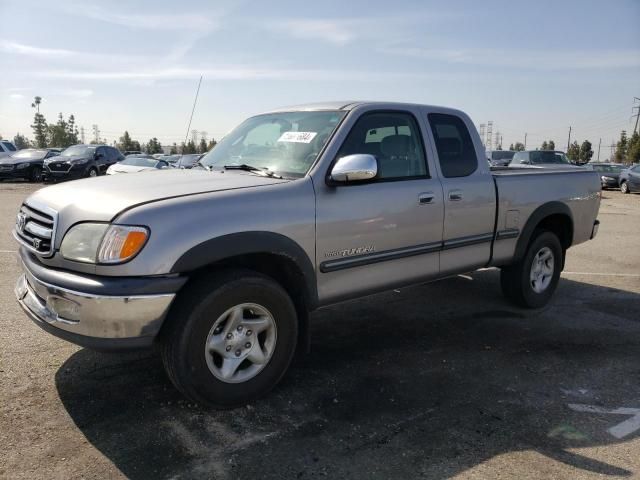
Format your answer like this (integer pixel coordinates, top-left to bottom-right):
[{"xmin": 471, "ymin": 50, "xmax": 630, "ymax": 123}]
[{"xmin": 184, "ymin": 75, "xmax": 203, "ymax": 148}]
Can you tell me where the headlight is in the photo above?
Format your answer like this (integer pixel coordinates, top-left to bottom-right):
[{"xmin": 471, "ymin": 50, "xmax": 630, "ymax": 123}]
[
  {"xmin": 70, "ymin": 158, "xmax": 88, "ymax": 165},
  {"xmin": 16, "ymin": 163, "xmax": 30, "ymax": 170},
  {"xmin": 60, "ymin": 223, "xmax": 149, "ymax": 264}
]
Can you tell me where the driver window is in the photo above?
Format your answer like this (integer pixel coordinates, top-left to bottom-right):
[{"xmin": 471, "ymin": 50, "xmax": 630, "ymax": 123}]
[{"xmin": 337, "ymin": 112, "xmax": 428, "ymax": 180}]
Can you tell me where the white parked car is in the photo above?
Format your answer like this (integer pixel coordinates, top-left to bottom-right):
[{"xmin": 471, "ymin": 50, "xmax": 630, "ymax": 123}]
[
  {"xmin": 106, "ymin": 156, "xmax": 170, "ymax": 175},
  {"xmin": 0, "ymin": 140, "xmax": 18, "ymax": 159}
]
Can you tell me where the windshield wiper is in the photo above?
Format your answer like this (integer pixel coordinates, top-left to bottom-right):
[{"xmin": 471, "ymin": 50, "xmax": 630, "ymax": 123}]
[
  {"xmin": 223, "ymin": 164, "xmax": 282, "ymax": 179},
  {"xmin": 195, "ymin": 160, "xmax": 211, "ymax": 171}
]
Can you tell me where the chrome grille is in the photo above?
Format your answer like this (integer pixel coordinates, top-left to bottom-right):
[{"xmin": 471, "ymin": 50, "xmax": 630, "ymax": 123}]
[
  {"xmin": 0, "ymin": 165, "xmax": 14, "ymax": 172},
  {"xmin": 47, "ymin": 161, "xmax": 70, "ymax": 172},
  {"xmin": 14, "ymin": 203, "xmax": 57, "ymax": 256}
]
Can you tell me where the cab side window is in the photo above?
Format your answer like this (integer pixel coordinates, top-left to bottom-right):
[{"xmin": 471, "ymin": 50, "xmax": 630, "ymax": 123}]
[
  {"xmin": 337, "ymin": 111, "xmax": 428, "ymax": 180},
  {"xmin": 428, "ymin": 113, "xmax": 478, "ymax": 177}
]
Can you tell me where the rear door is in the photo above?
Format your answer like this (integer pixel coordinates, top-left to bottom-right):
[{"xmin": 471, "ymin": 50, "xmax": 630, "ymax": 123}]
[
  {"xmin": 424, "ymin": 111, "xmax": 496, "ymax": 276},
  {"xmin": 628, "ymin": 165, "xmax": 640, "ymax": 190},
  {"xmin": 314, "ymin": 108, "xmax": 444, "ymax": 303}
]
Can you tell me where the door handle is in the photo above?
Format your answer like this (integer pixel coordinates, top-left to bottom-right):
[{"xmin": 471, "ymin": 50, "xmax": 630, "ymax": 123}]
[
  {"xmin": 448, "ymin": 190, "xmax": 463, "ymax": 201},
  {"xmin": 419, "ymin": 192, "xmax": 435, "ymax": 205}
]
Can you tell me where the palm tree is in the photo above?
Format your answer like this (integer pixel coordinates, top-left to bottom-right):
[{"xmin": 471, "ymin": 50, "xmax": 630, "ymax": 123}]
[{"xmin": 31, "ymin": 96, "xmax": 42, "ymax": 113}]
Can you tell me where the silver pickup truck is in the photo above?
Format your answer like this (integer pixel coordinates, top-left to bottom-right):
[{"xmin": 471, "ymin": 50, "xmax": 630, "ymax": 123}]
[{"xmin": 13, "ymin": 101, "xmax": 601, "ymax": 407}]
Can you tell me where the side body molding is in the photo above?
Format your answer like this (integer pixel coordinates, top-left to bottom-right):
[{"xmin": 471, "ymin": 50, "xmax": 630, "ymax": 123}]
[
  {"xmin": 170, "ymin": 231, "xmax": 318, "ymax": 308},
  {"xmin": 513, "ymin": 201, "xmax": 574, "ymax": 263}
]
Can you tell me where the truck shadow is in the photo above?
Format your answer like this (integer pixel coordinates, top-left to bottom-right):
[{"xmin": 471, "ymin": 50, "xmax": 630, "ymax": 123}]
[{"xmin": 55, "ymin": 269, "xmax": 640, "ymax": 479}]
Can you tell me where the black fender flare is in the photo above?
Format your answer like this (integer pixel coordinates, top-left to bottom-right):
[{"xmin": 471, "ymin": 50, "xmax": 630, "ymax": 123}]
[
  {"xmin": 514, "ymin": 201, "xmax": 573, "ymax": 263},
  {"xmin": 170, "ymin": 231, "xmax": 318, "ymax": 308}
]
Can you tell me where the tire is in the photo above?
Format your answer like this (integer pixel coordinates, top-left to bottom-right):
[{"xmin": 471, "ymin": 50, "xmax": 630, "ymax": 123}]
[
  {"xmin": 500, "ymin": 230, "xmax": 563, "ymax": 308},
  {"xmin": 87, "ymin": 167, "xmax": 98, "ymax": 178},
  {"xmin": 29, "ymin": 166, "xmax": 42, "ymax": 183},
  {"xmin": 620, "ymin": 181, "xmax": 629, "ymax": 194},
  {"xmin": 160, "ymin": 269, "xmax": 298, "ymax": 408}
]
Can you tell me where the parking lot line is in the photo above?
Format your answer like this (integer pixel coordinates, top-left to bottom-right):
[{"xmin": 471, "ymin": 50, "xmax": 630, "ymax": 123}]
[
  {"xmin": 0, "ymin": 249, "xmax": 17, "ymax": 254},
  {"xmin": 562, "ymin": 271, "xmax": 640, "ymax": 278}
]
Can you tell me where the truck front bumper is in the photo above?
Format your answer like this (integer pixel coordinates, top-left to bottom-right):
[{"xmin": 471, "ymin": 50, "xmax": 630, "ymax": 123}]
[{"xmin": 15, "ymin": 248, "xmax": 187, "ymax": 351}]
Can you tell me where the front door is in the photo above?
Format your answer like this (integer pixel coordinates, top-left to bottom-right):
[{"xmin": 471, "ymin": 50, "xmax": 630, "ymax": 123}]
[
  {"xmin": 315, "ymin": 109, "xmax": 444, "ymax": 304},
  {"xmin": 425, "ymin": 112, "xmax": 496, "ymax": 276}
]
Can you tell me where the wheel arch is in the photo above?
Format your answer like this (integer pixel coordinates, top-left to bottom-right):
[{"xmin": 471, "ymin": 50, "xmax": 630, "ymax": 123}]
[
  {"xmin": 514, "ymin": 202, "xmax": 574, "ymax": 265},
  {"xmin": 171, "ymin": 231, "xmax": 318, "ymax": 312}
]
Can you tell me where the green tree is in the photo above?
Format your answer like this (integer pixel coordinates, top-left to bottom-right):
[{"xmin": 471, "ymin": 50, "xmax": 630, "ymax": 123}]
[
  {"xmin": 627, "ymin": 131, "xmax": 640, "ymax": 164},
  {"xmin": 145, "ymin": 137, "xmax": 163, "ymax": 154},
  {"xmin": 47, "ymin": 113, "xmax": 69, "ymax": 147},
  {"xmin": 614, "ymin": 130, "xmax": 628, "ymax": 162},
  {"xmin": 548, "ymin": 140, "xmax": 555, "ymax": 150},
  {"xmin": 578, "ymin": 140, "xmax": 593, "ymax": 164},
  {"xmin": 13, "ymin": 133, "xmax": 31, "ymax": 149},
  {"xmin": 567, "ymin": 141, "xmax": 580, "ymax": 162},
  {"xmin": 182, "ymin": 140, "xmax": 197, "ymax": 154},
  {"xmin": 541, "ymin": 141, "xmax": 548, "ymax": 150},
  {"xmin": 513, "ymin": 142, "xmax": 525, "ymax": 151},
  {"xmin": 31, "ymin": 96, "xmax": 48, "ymax": 148},
  {"xmin": 118, "ymin": 131, "xmax": 134, "ymax": 151},
  {"xmin": 170, "ymin": 143, "xmax": 178, "ymax": 154},
  {"xmin": 198, "ymin": 138, "xmax": 208, "ymax": 154},
  {"xmin": 66, "ymin": 115, "xmax": 79, "ymax": 145},
  {"xmin": 207, "ymin": 139, "xmax": 217, "ymax": 150}
]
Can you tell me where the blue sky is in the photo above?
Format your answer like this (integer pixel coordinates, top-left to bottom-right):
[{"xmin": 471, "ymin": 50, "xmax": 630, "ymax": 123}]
[{"xmin": 1, "ymin": 0, "xmax": 638, "ymax": 156}]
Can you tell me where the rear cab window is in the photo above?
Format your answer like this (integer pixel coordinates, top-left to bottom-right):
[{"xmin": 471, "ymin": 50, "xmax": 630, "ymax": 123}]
[{"xmin": 428, "ymin": 113, "xmax": 477, "ymax": 177}]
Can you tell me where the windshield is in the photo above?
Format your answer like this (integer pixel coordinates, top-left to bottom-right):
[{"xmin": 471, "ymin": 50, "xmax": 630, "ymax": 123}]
[
  {"xmin": 121, "ymin": 157, "xmax": 159, "ymax": 167},
  {"xmin": 200, "ymin": 110, "xmax": 346, "ymax": 177},
  {"xmin": 60, "ymin": 145, "xmax": 95, "ymax": 157},
  {"xmin": 530, "ymin": 151, "xmax": 570, "ymax": 164},
  {"xmin": 12, "ymin": 149, "xmax": 47, "ymax": 159},
  {"xmin": 178, "ymin": 154, "xmax": 201, "ymax": 167},
  {"xmin": 593, "ymin": 164, "xmax": 624, "ymax": 173},
  {"xmin": 491, "ymin": 151, "xmax": 515, "ymax": 160}
]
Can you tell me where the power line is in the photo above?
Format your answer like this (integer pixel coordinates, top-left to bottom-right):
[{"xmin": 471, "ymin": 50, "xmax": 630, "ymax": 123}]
[{"xmin": 184, "ymin": 75, "xmax": 203, "ymax": 147}]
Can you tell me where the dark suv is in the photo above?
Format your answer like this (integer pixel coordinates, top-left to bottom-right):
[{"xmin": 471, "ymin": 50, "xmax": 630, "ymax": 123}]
[{"xmin": 43, "ymin": 144, "xmax": 124, "ymax": 182}]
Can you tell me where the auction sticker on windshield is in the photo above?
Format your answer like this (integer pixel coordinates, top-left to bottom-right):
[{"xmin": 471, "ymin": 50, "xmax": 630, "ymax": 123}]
[{"xmin": 277, "ymin": 131, "xmax": 317, "ymax": 143}]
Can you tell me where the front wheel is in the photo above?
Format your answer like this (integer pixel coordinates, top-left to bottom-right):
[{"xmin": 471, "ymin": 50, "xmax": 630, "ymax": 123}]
[
  {"xmin": 500, "ymin": 230, "xmax": 563, "ymax": 308},
  {"xmin": 87, "ymin": 167, "xmax": 98, "ymax": 178},
  {"xmin": 620, "ymin": 181, "xmax": 629, "ymax": 194},
  {"xmin": 161, "ymin": 270, "xmax": 298, "ymax": 408},
  {"xmin": 29, "ymin": 166, "xmax": 42, "ymax": 183}
]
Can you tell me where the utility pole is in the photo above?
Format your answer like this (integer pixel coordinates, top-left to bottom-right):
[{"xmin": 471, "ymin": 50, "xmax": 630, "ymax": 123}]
[
  {"xmin": 495, "ymin": 131, "xmax": 501, "ymax": 149},
  {"xmin": 597, "ymin": 138, "xmax": 601, "ymax": 162},
  {"xmin": 486, "ymin": 121, "xmax": 493, "ymax": 151},
  {"xmin": 567, "ymin": 126, "xmax": 572, "ymax": 151},
  {"xmin": 92, "ymin": 124, "xmax": 100, "ymax": 144},
  {"xmin": 80, "ymin": 126, "xmax": 85, "ymax": 144},
  {"xmin": 632, "ymin": 97, "xmax": 640, "ymax": 134},
  {"xmin": 524, "ymin": 133, "xmax": 527, "ymax": 149}
]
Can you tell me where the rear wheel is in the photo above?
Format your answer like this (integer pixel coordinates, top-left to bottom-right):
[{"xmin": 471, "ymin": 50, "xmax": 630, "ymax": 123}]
[
  {"xmin": 500, "ymin": 230, "xmax": 563, "ymax": 308},
  {"xmin": 620, "ymin": 181, "xmax": 629, "ymax": 194},
  {"xmin": 87, "ymin": 167, "xmax": 98, "ymax": 178},
  {"xmin": 161, "ymin": 269, "xmax": 298, "ymax": 408}
]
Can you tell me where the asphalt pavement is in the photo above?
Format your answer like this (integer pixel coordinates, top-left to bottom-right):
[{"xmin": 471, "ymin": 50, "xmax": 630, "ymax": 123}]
[{"xmin": 1, "ymin": 182, "xmax": 639, "ymax": 479}]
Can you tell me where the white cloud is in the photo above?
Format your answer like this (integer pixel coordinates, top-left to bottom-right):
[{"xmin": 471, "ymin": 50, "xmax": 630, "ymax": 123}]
[
  {"xmin": 0, "ymin": 40, "xmax": 75, "ymax": 58},
  {"xmin": 269, "ymin": 19, "xmax": 358, "ymax": 46},
  {"xmin": 65, "ymin": 3, "xmax": 218, "ymax": 32},
  {"xmin": 9, "ymin": 93, "xmax": 24, "ymax": 99},
  {"xmin": 380, "ymin": 46, "xmax": 640, "ymax": 70}
]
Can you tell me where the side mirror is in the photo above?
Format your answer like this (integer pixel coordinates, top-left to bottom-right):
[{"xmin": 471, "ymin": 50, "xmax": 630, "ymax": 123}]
[
  {"xmin": 328, "ymin": 154, "xmax": 377, "ymax": 184},
  {"xmin": 95, "ymin": 152, "xmax": 104, "ymax": 159}
]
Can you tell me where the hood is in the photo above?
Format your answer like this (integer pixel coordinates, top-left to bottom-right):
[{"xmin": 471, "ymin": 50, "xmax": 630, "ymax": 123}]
[
  {"xmin": 0, "ymin": 156, "xmax": 42, "ymax": 165},
  {"xmin": 25, "ymin": 168, "xmax": 289, "ymax": 223},
  {"xmin": 45, "ymin": 155, "xmax": 88, "ymax": 163},
  {"xmin": 108, "ymin": 164, "xmax": 155, "ymax": 173}
]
